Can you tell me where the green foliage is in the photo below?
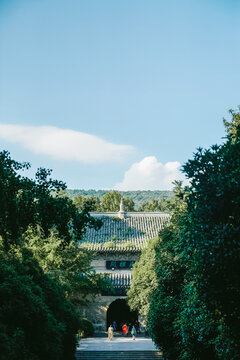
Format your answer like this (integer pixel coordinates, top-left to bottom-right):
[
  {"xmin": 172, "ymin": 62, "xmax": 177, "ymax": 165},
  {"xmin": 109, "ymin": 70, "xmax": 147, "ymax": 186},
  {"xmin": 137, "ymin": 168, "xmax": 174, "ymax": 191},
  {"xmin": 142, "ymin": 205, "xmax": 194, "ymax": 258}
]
[
  {"xmin": 122, "ymin": 197, "xmax": 135, "ymax": 211},
  {"xmin": 177, "ymin": 115, "xmax": 240, "ymax": 358},
  {"xmin": 138, "ymin": 198, "xmax": 162, "ymax": 211},
  {"xmin": 72, "ymin": 196, "xmax": 101, "ymax": 212},
  {"xmin": 71, "ymin": 191, "xmax": 135, "ymax": 212},
  {"xmin": 23, "ymin": 227, "xmax": 104, "ymax": 306},
  {"xmin": 129, "ymin": 109, "xmax": 240, "ymax": 360},
  {"xmin": 100, "ymin": 191, "xmax": 121, "ymax": 212},
  {"xmin": 0, "ymin": 151, "xmax": 105, "ymax": 360},
  {"xmin": 68, "ymin": 189, "xmax": 177, "ymax": 213},
  {"xmin": 147, "ymin": 210, "xmax": 188, "ymax": 360},
  {"xmin": 138, "ymin": 182, "xmax": 185, "ymax": 213},
  {"xmin": 66, "ymin": 189, "xmax": 173, "ymax": 208},
  {"xmin": 223, "ymin": 106, "xmax": 240, "ymax": 142},
  {"xmin": 100, "ymin": 191, "xmax": 135, "ymax": 212},
  {"xmin": 0, "ymin": 151, "xmax": 102, "ymax": 250},
  {"xmin": 78, "ymin": 318, "xmax": 94, "ymax": 338},
  {"xmin": 128, "ymin": 184, "xmax": 187, "ymax": 359},
  {"xmin": 0, "ymin": 245, "xmax": 78, "ymax": 360},
  {"xmin": 138, "ymin": 198, "xmax": 171, "ymax": 212},
  {"xmin": 127, "ymin": 238, "xmax": 158, "ymax": 319}
]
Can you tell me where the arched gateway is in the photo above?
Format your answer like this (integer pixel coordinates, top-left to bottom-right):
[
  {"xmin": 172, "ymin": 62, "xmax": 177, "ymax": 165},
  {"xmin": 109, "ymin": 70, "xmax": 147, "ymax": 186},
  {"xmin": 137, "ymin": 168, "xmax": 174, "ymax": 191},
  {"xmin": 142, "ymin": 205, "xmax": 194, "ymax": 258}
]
[
  {"xmin": 79, "ymin": 204, "xmax": 170, "ymax": 332},
  {"xmin": 107, "ymin": 298, "xmax": 138, "ymax": 331}
]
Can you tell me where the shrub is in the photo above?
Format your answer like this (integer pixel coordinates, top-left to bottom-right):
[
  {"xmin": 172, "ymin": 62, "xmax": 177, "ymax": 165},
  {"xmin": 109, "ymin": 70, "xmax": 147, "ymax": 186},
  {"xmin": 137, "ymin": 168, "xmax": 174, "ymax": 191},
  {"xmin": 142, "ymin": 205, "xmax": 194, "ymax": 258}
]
[
  {"xmin": 78, "ymin": 318, "xmax": 94, "ymax": 338},
  {"xmin": 0, "ymin": 249, "xmax": 78, "ymax": 360}
]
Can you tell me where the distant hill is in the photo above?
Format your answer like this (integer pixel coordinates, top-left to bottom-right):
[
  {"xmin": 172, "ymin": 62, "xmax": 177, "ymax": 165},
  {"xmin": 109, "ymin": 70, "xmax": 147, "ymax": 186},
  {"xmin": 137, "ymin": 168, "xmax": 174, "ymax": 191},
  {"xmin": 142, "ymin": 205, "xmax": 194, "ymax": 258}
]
[{"xmin": 66, "ymin": 189, "xmax": 173, "ymax": 207}]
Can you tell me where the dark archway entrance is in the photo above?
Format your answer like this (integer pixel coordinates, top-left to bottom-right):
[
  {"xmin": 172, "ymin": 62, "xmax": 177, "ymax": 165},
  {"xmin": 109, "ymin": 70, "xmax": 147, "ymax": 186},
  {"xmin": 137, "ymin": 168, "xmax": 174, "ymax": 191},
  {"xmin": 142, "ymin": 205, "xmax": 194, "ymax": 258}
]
[{"xmin": 106, "ymin": 299, "xmax": 138, "ymax": 331}]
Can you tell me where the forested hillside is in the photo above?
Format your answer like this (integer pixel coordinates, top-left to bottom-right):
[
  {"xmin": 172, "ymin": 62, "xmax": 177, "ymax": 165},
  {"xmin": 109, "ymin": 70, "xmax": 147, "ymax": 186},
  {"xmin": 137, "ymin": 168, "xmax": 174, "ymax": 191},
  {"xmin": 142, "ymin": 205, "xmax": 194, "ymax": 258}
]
[{"xmin": 66, "ymin": 189, "xmax": 173, "ymax": 207}]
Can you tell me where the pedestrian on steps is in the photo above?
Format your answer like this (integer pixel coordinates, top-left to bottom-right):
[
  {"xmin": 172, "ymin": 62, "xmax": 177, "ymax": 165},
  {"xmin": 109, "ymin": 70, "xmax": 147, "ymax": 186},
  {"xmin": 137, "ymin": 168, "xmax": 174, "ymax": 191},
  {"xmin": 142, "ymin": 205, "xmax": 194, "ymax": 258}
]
[
  {"xmin": 122, "ymin": 323, "xmax": 128, "ymax": 336},
  {"xmin": 131, "ymin": 326, "xmax": 136, "ymax": 340},
  {"xmin": 108, "ymin": 325, "xmax": 114, "ymax": 340}
]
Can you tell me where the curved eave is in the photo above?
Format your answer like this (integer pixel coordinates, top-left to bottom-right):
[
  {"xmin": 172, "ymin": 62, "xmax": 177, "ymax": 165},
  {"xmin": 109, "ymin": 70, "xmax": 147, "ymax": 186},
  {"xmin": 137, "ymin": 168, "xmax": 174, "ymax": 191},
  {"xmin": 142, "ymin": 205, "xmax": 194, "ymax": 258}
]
[{"xmin": 83, "ymin": 247, "xmax": 142, "ymax": 254}]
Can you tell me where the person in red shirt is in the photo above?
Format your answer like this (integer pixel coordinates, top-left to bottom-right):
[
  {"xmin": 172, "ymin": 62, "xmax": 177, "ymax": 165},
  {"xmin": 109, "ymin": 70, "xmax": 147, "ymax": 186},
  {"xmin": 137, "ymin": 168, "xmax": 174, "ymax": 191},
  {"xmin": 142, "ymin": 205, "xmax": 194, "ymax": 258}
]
[{"xmin": 122, "ymin": 323, "xmax": 128, "ymax": 336}]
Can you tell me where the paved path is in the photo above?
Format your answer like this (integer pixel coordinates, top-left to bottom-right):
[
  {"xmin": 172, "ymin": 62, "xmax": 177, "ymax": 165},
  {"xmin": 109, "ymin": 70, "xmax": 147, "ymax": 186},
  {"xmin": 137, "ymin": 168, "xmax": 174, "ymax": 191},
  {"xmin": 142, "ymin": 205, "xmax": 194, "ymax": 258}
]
[{"xmin": 77, "ymin": 336, "xmax": 158, "ymax": 351}]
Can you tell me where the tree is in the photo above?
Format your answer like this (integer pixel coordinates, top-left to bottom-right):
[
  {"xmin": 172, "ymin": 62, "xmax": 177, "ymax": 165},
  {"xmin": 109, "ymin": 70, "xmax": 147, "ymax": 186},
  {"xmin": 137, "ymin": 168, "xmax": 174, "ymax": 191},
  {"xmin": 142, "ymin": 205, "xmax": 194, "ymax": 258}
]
[
  {"xmin": 223, "ymin": 106, "xmax": 240, "ymax": 142},
  {"xmin": 130, "ymin": 109, "xmax": 240, "ymax": 359},
  {"xmin": 147, "ymin": 199, "xmax": 191, "ymax": 360},
  {"xmin": 0, "ymin": 245, "xmax": 78, "ymax": 360},
  {"xmin": 127, "ymin": 238, "xmax": 158, "ymax": 320},
  {"xmin": 137, "ymin": 184, "xmax": 183, "ymax": 212},
  {"xmin": 122, "ymin": 196, "xmax": 135, "ymax": 211},
  {"xmin": 141, "ymin": 182, "xmax": 221, "ymax": 360},
  {"xmin": 129, "ymin": 182, "xmax": 188, "ymax": 360},
  {"xmin": 0, "ymin": 151, "xmax": 105, "ymax": 360},
  {"xmin": 72, "ymin": 196, "xmax": 101, "ymax": 212},
  {"xmin": 0, "ymin": 151, "xmax": 102, "ymax": 250},
  {"xmin": 24, "ymin": 226, "xmax": 106, "ymax": 306},
  {"xmin": 100, "ymin": 191, "xmax": 135, "ymax": 212},
  {"xmin": 138, "ymin": 198, "xmax": 169, "ymax": 212},
  {"xmin": 178, "ymin": 112, "xmax": 240, "ymax": 358},
  {"xmin": 138, "ymin": 199, "xmax": 160, "ymax": 211}
]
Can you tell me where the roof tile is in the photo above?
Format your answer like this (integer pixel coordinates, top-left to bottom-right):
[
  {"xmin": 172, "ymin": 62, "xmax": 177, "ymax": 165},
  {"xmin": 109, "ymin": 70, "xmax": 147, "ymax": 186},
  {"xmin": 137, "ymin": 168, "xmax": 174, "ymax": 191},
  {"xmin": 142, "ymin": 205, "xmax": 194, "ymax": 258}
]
[{"xmin": 80, "ymin": 212, "xmax": 170, "ymax": 252}]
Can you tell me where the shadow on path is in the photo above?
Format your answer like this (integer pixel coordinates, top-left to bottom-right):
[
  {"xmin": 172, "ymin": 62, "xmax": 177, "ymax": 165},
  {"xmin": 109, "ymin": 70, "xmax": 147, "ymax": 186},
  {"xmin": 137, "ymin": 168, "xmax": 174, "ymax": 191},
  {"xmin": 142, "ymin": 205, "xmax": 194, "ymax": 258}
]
[{"xmin": 77, "ymin": 336, "xmax": 158, "ymax": 351}]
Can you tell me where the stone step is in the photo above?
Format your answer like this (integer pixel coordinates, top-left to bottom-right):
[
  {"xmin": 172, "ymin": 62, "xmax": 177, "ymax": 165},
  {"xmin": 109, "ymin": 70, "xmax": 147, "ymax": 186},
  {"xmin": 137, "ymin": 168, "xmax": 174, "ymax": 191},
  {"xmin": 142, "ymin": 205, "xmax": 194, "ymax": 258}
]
[{"xmin": 75, "ymin": 350, "xmax": 164, "ymax": 360}]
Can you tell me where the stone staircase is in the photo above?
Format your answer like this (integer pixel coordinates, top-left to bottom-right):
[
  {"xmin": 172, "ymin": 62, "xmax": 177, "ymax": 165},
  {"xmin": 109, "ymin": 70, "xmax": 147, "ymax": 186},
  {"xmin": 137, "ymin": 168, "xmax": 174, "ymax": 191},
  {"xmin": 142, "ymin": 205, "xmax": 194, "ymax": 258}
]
[{"xmin": 75, "ymin": 350, "xmax": 164, "ymax": 360}]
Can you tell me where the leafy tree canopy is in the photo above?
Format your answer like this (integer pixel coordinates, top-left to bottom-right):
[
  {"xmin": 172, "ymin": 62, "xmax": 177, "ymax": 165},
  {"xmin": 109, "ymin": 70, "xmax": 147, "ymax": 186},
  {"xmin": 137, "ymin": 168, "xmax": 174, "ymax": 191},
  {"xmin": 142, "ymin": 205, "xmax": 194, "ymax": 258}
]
[
  {"xmin": 127, "ymin": 237, "xmax": 158, "ymax": 320},
  {"xmin": 100, "ymin": 191, "xmax": 135, "ymax": 212},
  {"xmin": 0, "ymin": 151, "xmax": 105, "ymax": 360},
  {"xmin": 73, "ymin": 195, "xmax": 101, "ymax": 212},
  {"xmin": 0, "ymin": 243, "xmax": 78, "ymax": 360},
  {"xmin": 129, "ymin": 108, "xmax": 240, "ymax": 360},
  {"xmin": 0, "ymin": 150, "xmax": 102, "ymax": 250},
  {"xmin": 223, "ymin": 106, "xmax": 240, "ymax": 142},
  {"xmin": 23, "ymin": 226, "xmax": 106, "ymax": 306},
  {"xmin": 66, "ymin": 189, "xmax": 173, "ymax": 208}
]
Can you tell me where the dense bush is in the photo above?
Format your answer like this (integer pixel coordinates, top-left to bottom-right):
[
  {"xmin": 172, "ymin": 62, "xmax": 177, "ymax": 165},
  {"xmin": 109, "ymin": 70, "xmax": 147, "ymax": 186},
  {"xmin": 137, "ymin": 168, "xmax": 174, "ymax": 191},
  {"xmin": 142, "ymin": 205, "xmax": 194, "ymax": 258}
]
[
  {"xmin": 0, "ymin": 248, "xmax": 78, "ymax": 360},
  {"xmin": 128, "ymin": 109, "xmax": 240, "ymax": 359},
  {"xmin": 127, "ymin": 237, "xmax": 158, "ymax": 320},
  {"xmin": 0, "ymin": 151, "xmax": 104, "ymax": 360},
  {"xmin": 78, "ymin": 318, "xmax": 94, "ymax": 338}
]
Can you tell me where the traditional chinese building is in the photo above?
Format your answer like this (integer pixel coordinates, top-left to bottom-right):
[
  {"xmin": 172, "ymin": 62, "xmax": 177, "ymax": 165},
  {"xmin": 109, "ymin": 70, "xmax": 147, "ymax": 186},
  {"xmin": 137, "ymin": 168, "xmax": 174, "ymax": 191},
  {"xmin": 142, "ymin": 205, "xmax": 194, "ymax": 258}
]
[{"xmin": 79, "ymin": 200, "xmax": 170, "ymax": 332}]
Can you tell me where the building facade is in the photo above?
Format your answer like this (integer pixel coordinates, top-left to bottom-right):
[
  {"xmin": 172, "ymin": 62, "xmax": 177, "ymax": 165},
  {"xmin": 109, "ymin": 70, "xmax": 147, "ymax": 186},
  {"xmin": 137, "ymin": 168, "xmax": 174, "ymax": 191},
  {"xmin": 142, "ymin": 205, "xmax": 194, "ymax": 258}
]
[{"xmin": 79, "ymin": 202, "xmax": 170, "ymax": 332}]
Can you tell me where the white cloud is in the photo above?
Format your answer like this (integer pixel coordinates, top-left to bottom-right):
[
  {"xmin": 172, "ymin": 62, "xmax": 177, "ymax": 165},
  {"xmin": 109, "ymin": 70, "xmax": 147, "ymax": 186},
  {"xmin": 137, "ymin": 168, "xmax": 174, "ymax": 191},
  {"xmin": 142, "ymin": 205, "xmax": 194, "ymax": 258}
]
[
  {"xmin": 0, "ymin": 124, "xmax": 134, "ymax": 163},
  {"xmin": 114, "ymin": 156, "xmax": 187, "ymax": 190}
]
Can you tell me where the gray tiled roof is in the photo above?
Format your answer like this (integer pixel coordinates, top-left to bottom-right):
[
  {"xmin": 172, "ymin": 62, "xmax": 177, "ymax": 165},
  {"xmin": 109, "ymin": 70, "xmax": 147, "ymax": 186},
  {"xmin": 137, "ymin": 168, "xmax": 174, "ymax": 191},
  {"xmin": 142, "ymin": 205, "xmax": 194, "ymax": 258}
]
[
  {"xmin": 102, "ymin": 273, "xmax": 133, "ymax": 295},
  {"xmin": 106, "ymin": 273, "xmax": 132, "ymax": 287},
  {"xmin": 80, "ymin": 212, "xmax": 170, "ymax": 252}
]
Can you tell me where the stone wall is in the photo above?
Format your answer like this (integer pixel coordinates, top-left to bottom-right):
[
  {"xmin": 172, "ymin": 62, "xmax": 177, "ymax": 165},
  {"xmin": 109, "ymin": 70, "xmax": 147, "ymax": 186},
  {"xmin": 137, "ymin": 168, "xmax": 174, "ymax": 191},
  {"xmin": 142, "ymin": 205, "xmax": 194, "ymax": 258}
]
[{"xmin": 77, "ymin": 295, "xmax": 126, "ymax": 332}]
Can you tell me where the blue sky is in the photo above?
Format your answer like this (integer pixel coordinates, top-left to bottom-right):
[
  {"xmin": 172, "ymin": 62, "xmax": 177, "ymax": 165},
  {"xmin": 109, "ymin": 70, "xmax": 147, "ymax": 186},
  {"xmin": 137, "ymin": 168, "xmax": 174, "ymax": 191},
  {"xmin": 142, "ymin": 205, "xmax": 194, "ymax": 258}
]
[{"xmin": 0, "ymin": 0, "xmax": 240, "ymax": 190}]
